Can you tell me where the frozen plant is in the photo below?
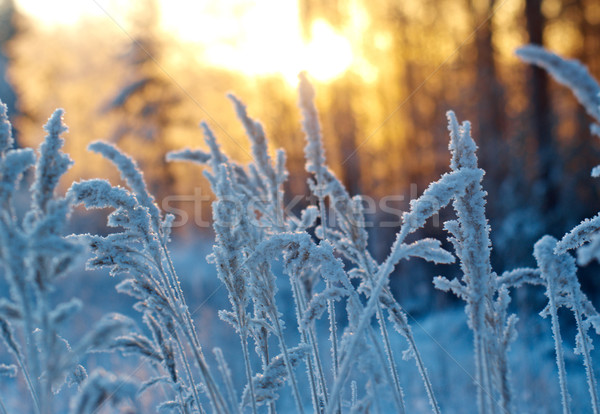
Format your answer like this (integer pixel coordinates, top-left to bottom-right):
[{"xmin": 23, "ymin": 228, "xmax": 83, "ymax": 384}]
[
  {"xmin": 534, "ymin": 236, "xmax": 600, "ymax": 414},
  {"xmin": 517, "ymin": 45, "xmax": 600, "ymax": 414},
  {"xmin": 11, "ymin": 46, "xmax": 595, "ymax": 414},
  {"xmin": 69, "ymin": 141, "xmax": 229, "ymax": 414},
  {"xmin": 297, "ymin": 73, "xmax": 462, "ymax": 414},
  {"xmin": 169, "ymin": 100, "xmax": 309, "ymax": 413},
  {"xmin": 169, "ymin": 75, "xmax": 485, "ymax": 414},
  {"xmin": 0, "ymin": 103, "xmax": 134, "ymax": 414},
  {"xmin": 433, "ymin": 112, "xmax": 520, "ymax": 414},
  {"xmin": 516, "ymin": 45, "xmax": 600, "ymax": 135}
]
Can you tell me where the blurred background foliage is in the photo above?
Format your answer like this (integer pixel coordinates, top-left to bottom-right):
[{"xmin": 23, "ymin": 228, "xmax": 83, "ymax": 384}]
[{"xmin": 1, "ymin": 0, "xmax": 600, "ymax": 305}]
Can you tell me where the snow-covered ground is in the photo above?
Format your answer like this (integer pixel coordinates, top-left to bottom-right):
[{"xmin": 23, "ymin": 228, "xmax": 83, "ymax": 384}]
[{"xmin": 0, "ymin": 234, "xmax": 592, "ymax": 413}]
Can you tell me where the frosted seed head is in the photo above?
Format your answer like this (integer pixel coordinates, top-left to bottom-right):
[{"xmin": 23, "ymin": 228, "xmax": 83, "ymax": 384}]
[
  {"xmin": 556, "ymin": 214, "xmax": 600, "ymax": 254},
  {"xmin": 299, "ymin": 72, "xmax": 326, "ymax": 176},
  {"xmin": 516, "ymin": 45, "xmax": 600, "ymax": 122},
  {"xmin": 166, "ymin": 148, "xmax": 211, "ymax": 164},
  {"xmin": 33, "ymin": 109, "xmax": 73, "ymax": 213},
  {"xmin": 447, "ymin": 111, "xmax": 478, "ymax": 170},
  {"xmin": 0, "ymin": 101, "xmax": 13, "ymax": 153}
]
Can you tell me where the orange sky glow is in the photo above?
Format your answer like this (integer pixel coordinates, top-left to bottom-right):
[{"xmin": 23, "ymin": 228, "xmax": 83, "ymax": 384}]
[{"xmin": 15, "ymin": 0, "xmax": 376, "ymax": 85}]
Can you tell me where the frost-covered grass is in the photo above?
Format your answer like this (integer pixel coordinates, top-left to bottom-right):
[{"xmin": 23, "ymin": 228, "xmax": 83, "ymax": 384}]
[{"xmin": 0, "ymin": 46, "xmax": 600, "ymax": 413}]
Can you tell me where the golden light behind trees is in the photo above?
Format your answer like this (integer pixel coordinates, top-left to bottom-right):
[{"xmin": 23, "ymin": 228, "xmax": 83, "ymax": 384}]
[{"xmin": 5, "ymin": 0, "xmax": 600, "ymax": 239}]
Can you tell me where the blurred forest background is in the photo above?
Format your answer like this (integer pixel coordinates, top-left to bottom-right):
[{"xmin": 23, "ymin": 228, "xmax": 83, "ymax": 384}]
[{"xmin": 1, "ymin": 0, "xmax": 600, "ymax": 307}]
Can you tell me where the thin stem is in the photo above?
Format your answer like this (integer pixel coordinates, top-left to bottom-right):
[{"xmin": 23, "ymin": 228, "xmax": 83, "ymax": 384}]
[
  {"xmin": 482, "ymin": 334, "xmax": 496, "ymax": 414},
  {"xmin": 262, "ymin": 337, "xmax": 278, "ymax": 414},
  {"xmin": 473, "ymin": 317, "xmax": 495, "ymax": 414},
  {"xmin": 13, "ymin": 349, "xmax": 39, "ymax": 414},
  {"xmin": 326, "ymin": 282, "xmax": 340, "ymax": 413},
  {"xmin": 307, "ymin": 324, "xmax": 329, "ymax": 408},
  {"xmin": 273, "ymin": 317, "xmax": 305, "ymax": 414},
  {"xmin": 18, "ymin": 290, "xmax": 41, "ymax": 414},
  {"xmin": 36, "ymin": 259, "xmax": 54, "ymax": 414},
  {"xmin": 374, "ymin": 304, "xmax": 405, "ymax": 413},
  {"xmin": 158, "ymin": 251, "xmax": 229, "ymax": 414},
  {"xmin": 473, "ymin": 329, "xmax": 486, "ymax": 414},
  {"xmin": 325, "ymin": 263, "xmax": 393, "ymax": 413},
  {"xmin": 240, "ymin": 332, "xmax": 259, "ymax": 414},
  {"xmin": 361, "ymin": 248, "xmax": 439, "ymax": 414},
  {"xmin": 547, "ymin": 285, "xmax": 572, "ymax": 414},
  {"xmin": 160, "ymin": 237, "xmax": 185, "ymax": 303},
  {"xmin": 214, "ymin": 348, "xmax": 240, "ymax": 414},
  {"xmin": 366, "ymin": 327, "xmax": 405, "ymax": 413},
  {"xmin": 301, "ymin": 333, "xmax": 320, "ymax": 413},
  {"xmin": 181, "ymin": 325, "xmax": 230, "ymax": 414},
  {"xmin": 315, "ymin": 184, "xmax": 340, "ymax": 414},
  {"xmin": 290, "ymin": 278, "xmax": 327, "ymax": 413},
  {"xmin": 359, "ymin": 254, "xmax": 405, "ymax": 412},
  {"xmin": 406, "ymin": 331, "xmax": 441, "ymax": 414},
  {"xmin": 573, "ymin": 308, "xmax": 599, "ymax": 414},
  {"xmin": 173, "ymin": 332, "xmax": 205, "ymax": 414}
]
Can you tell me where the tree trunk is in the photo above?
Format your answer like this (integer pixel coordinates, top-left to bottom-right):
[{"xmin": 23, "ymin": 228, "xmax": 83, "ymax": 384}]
[{"xmin": 525, "ymin": 0, "xmax": 558, "ymax": 213}]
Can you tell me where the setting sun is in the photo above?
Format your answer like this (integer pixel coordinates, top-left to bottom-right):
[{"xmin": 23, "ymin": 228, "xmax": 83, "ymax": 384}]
[
  {"xmin": 302, "ymin": 19, "xmax": 354, "ymax": 83},
  {"xmin": 15, "ymin": 0, "xmax": 357, "ymax": 85},
  {"xmin": 163, "ymin": 1, "xmax": 356, "ymax": 85}
]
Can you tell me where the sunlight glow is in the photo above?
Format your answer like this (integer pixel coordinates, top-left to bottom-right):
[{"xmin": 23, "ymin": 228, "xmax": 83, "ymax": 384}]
[
  {"xmin": 161, "ymin": 1, "xmax": 355, "ymax": 85},
  {"xmin": 303, "ymin": 19, "xmax": 354, "ymax": 83},
  {"xmin": 15, "ymin": 0, "xmax": 119, "ymax": 26},
  {"xmin": 16, "ymin": 0, "xmax": 358, "ymax": 85}
]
